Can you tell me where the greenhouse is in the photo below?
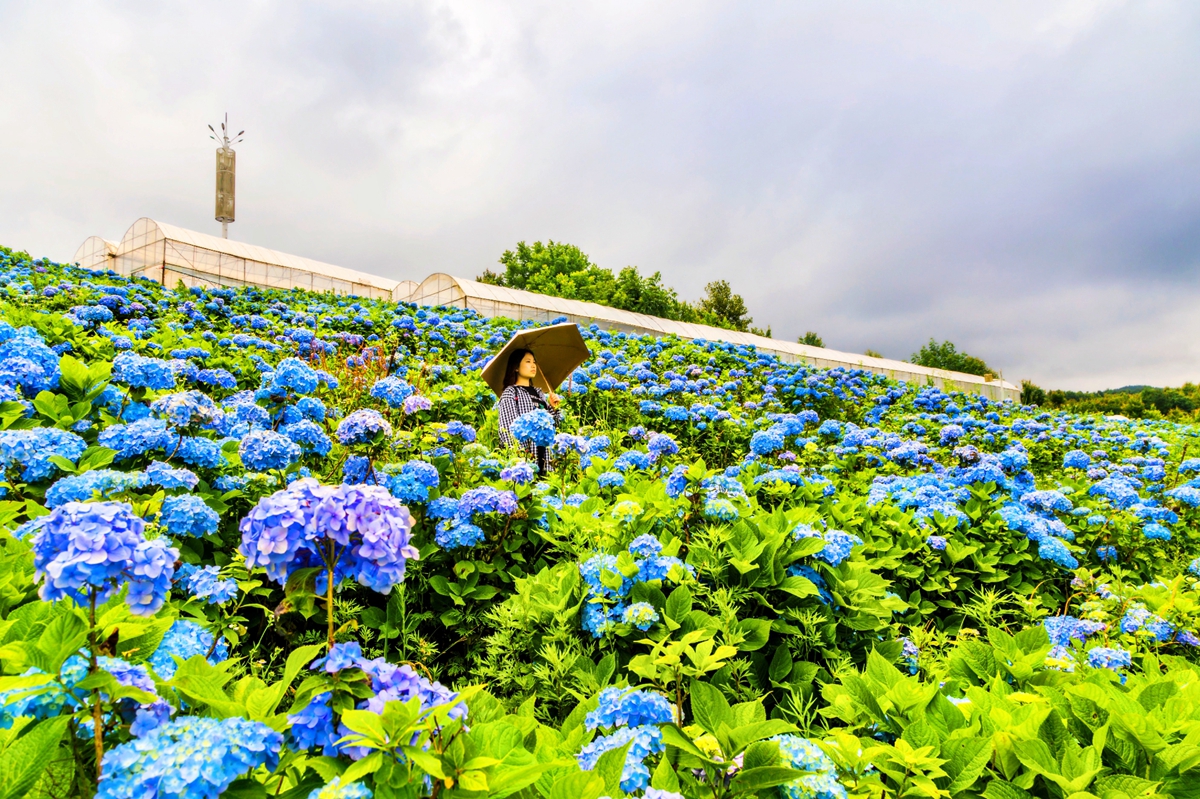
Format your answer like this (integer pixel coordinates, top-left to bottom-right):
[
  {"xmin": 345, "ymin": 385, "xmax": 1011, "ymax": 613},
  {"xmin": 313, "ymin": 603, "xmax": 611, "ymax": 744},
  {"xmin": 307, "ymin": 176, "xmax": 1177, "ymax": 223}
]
[
  {"xmin": 73, "ymin": 218, "xmax": 404, "ymax": 301},
  {"xmin": 403, "ymin": 273, "xmax": 1021, "ymax": 401},
  {"xmin": 75, "ymin": 221, "xmax": 1020, "ymax": 400}
]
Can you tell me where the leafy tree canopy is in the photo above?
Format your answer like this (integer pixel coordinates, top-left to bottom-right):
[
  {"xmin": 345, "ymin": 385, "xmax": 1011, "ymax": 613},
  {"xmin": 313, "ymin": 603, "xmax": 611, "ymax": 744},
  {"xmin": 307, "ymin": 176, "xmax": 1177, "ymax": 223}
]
[
  {"xmin": 910, "ymin": 339, "xmax": 993, "ymax": 377},
  {"xmin": 798, "ymin": 331, "xmax": 824, "ymax": 347},
  {"xmin": 479, "ymin": 241, "xmax": 760, "ymax": 333}
]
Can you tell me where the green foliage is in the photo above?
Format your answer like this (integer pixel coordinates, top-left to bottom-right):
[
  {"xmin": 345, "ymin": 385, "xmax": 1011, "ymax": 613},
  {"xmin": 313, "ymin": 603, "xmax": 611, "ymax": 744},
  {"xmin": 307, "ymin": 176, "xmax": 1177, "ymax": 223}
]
[
  {"xmin": 1043, "ymin": 383, "xmax": 1200, "ymax": 420},
  {"xmin": 799, "ymin": 331, "xmax": 825, "ymax": 347},
  {"xmin": 696, "ymin": 280, "xmax": 753, "ymax": 333},
  {"xmin": 911, "ymin": 339, "xmax": 994, "ymax": 377},
  {"xmin": 479, "ymin": 241, "xmax": 759, "ymax": 333}
]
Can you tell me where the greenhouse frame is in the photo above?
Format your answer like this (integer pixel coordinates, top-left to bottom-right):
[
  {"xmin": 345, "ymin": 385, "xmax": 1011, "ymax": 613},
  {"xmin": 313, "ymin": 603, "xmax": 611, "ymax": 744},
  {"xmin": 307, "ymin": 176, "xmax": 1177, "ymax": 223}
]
[
  {"xmin": 73, "ymin": 218, "xmax": 403, "ymax": 300},
  {"xmin": 75, "ymin": 221, "xmax": 1021, "ymax": 401}
]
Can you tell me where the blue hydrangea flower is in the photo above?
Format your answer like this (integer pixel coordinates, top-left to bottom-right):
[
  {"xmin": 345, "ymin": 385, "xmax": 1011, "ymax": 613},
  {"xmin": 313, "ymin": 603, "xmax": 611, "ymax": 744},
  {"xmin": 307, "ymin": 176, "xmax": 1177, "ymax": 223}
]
[
  {"xmin": 774, "ymin": 735, "xmax": 849, "ymax": 799},
  {"xmin": 151, "ymin": 390, "xmax": 223, "ymax": 430},
  {"xmin": 336, "ymin": 409, "xmax": 392, "ymax": 446},
  {"xmin": 289, "ymin": 692, "xmax": 339, "ymax": 756},
  {"xmin": 175, "ymin": 563, "xmax": 237, "ymax": 605},
  {"xmin": 598, "ymin": 471, "xmax": 625, "ymax": 489},
  {"xmin": 1063, "ymin": 450, "xmax": 1091, "ymax": 469},
  {"xmin": 240, "ymin": 429, "xmax": 302, "ymax": 472},
  {"xmin": 500, "ymin": 462, "xmax": 535, "ymax": 485},
  {"xmin": 628, "ymin": 534, "xmax": 662, "ymax": 558},
  {"xmin": 150, "ymin": 619, "xmax": 229, "ymax": 680},
  {"xmin": 46, "ymin": 469, "xmax": 147, "ymax": 507},
  {"xmin": 284, "ymin": 419, "xmax": 333, "ymax": 457},
  {"xmin": 750, "ymin": 428, "xmax": 785, "ymax": 455},
  {"xmin": 1143, "ymin": 522, "xmax": 1172, "ymax": 541},
  {"xmin": 623, "ymin": 602, "xmax": 659, "ymax": 630},
  {"xmin": 31, "ymin": 501, "xmax": 177, "ymax": 615},
  {"xmin": 576, "ymin": 725, "xmax": 663, "ymax": 794},
  {"xmin": 97, "ymin": 717, "xmax": 283, "ymax": 799},
  {"xmin": 1087, "ymin": 646, "xmax": 1132, "ymax": 671},
  {"xmin": 98, "ymin": 418, "xmax": 173, "ymax": 462},
  {"xmin": 239, "ymin": 479, "xmax": 418, "ymax": 594},
  {"xmin": 0, "ymin": 427, "xmax": 87, "ymax": 482},
  {"xmin": 370, "ymin": 376, "xmax": 413, "ymax": 408},
  {"xmin": 510, "ymin": 409, "xmax": 556, "ymax": 447},
  {"xmin": 0, "ymin": 332, "xmax": 60, "ymax": 394},
  {"xmin": 160, "ymin": 494, "xmax": 219, "ymax": 538},
  {"xmin": 112, "ymin": 352, "xmax": 177, "ymax": 390},
  {"xmin": 586, "ymin": 687, "xmax": 674, "ymax": 730},
  {"xmin": 145, "ymin": 461, "xmax": 199, "ymax": 490},
  {"xmin": 268, "ymin": 357, "xmax": 320, "ymax": 395}
]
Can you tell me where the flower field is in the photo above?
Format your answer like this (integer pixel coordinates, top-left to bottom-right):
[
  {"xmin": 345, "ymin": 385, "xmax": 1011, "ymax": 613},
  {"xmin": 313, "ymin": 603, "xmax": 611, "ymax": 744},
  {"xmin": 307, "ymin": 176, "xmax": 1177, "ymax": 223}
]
[{"xmin": 1, "ymin": 245, "xmax": 1199, "ymax": 799}]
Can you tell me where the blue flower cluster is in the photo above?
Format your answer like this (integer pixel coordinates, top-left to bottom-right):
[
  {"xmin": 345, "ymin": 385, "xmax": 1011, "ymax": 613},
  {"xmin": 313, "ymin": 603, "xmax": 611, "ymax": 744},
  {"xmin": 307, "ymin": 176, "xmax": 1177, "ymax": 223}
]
[
  {"xmin": 149, "ymin": 619, "xmax": 229, "ymax": 680},
  {"xmin": 336, "ymin": 409, "xmax": 392, "ymax": 446},
  {"xmin": 159, "ymin": 494, "xmax": 219, "ymax": 538},
  {"xmin": 774, "ymin": 735, "xmax": 849, "ymax": 799},
  {"xmin": 97, "ymin": 717, "xmax": 283, "ymax": 799},
  {"xmin": 578, "ymin": 686, "xmax": 672, "ymax": 793},
  {"xmin": 31, "ymin": 501, "xmax": 177, "ymax": 615},
  {"xmin": 579, "ymin": 536, "xmax": 692, "ymax": 636},
  {"xmin": 510, "ymin": 408, "xmax": 556, "ymax": 447},
  {"xmin": 239, "ymin": 478, "xmax": 418, "ymax": 593}
]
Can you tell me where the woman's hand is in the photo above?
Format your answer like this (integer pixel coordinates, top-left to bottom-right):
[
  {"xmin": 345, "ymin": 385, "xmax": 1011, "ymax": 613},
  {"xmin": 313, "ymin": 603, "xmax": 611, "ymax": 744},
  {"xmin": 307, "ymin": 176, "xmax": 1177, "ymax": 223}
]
[{"xmin": 546, "ymin": 391, "xmax": 561, "ymax": 409}]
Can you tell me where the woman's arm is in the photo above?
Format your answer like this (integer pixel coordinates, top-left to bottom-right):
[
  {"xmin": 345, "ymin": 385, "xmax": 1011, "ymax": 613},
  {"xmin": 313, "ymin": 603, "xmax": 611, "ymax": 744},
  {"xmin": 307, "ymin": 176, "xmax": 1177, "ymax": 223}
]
[
  {"xmin": 497, "ymin": 387, "xmax": 519, "ymax": 445},
  {"xmin": 540, "ymin": 389, "xmax": 563, "ymax": 423}
]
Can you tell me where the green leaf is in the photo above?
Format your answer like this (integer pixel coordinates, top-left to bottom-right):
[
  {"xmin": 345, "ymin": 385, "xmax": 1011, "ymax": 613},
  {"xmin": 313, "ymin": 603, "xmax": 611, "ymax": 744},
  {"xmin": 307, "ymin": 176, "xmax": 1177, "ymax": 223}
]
[
  {"xmin": 650, "ymin": 754, "xmax": 682, "ymax": 791},
  {"xmin": 35, "ymin": 611, "xmax": 88, "ymax": 674},
  {"xmin": 945, "ymin": 736, "xmax": 993, "ymax": 794},
  {"xmin": 660, "ymin": 724, "xmax": 720, "ymax": 763},
  {"xmin": 340, "ymin": 751, "xmax": 383, "ymax": 785},
  {"xmin": 729, "ymin": 766, "xmax": 808, "ymax": 793},
  {"xmin": 769, "ymin": 645, "xmax": 793, "ymax": 683},
  {"xmin": 261, "ymin": 643, "xmax": 324, "ymax": 719},
  {"xmin": 665, "ymin": 586, "xmax": 692, "ymax": 622},
  {"xmin": 983, "ymin": 780, "xmax": 1036, "ymax": 799},
  {"xmin": 593, "ymin": 740, "xmax": 632, "ymax": 795},
  {"xmin": 0, "ymin": 715, "xmax": 69, "ymax": 799},
  {"xmin": 690, "ymin": 679, "xmax": 733, "ymax": 736},
  {"xmin": 727, "ymin": 720, "xmax": 798, "ymax": 756},
  {"xmin": 736, "ymin": 618, "xmax": 772, "ymax": 651},
  {"xmin": 76, "ymin": 447, "xmax": 117, "ymax": 473},
  {"xmin": 549, "ymin": 772, "xmax": 606, "ymax": 799},
  {"xmin": 902, "ymin": 720, "xmax": 941, "ymax": 751}
]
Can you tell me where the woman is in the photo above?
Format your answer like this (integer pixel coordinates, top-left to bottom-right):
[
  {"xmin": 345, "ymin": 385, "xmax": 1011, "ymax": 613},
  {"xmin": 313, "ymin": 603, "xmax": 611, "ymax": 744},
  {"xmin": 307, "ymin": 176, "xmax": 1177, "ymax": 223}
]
[{"xmin": 497, "ymin": 348, "xmax": 562, "ymax": 473}]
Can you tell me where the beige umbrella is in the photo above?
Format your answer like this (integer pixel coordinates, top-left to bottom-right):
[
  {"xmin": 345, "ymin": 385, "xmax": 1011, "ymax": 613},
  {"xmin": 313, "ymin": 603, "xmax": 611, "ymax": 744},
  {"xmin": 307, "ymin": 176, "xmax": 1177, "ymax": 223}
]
[{"xmin": 480, "ymin": 322, "xmax": 591, "ymax": 397}]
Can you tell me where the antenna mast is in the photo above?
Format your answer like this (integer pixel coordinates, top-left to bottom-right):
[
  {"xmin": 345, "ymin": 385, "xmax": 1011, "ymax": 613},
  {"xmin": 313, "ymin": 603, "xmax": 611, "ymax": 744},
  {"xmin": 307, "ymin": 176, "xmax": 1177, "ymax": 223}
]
[{"xmin": 208, "ymin": 114, "xmax": 244, "ymax": 239}]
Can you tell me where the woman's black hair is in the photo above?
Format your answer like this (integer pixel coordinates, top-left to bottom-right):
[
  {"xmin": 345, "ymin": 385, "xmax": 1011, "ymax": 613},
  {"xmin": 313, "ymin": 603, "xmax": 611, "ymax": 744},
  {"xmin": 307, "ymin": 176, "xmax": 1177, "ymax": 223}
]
[{"xmin": 503, "ymin": 348, "xmax": 535, "ymax": 389}]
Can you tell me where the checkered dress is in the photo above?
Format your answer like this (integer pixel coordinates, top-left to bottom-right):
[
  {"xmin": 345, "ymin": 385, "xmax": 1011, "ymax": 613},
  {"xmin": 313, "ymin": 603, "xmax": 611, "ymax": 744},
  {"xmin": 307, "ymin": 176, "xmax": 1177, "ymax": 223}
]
[{"xmin": 497, "ymin": 385, "xmax": 562, "ymax": 470}]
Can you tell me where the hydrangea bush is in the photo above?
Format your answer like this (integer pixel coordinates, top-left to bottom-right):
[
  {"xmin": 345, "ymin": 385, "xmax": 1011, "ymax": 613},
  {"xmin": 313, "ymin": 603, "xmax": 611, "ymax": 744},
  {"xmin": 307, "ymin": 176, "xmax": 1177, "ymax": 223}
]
[{"xmin": 0, "ymin": 244, "xmax": 1199, "ymax": 798}]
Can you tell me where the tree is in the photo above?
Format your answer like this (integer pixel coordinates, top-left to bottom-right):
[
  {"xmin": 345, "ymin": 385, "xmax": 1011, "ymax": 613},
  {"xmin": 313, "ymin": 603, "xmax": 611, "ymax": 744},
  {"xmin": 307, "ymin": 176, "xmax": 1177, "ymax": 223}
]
[
  {"xmin": 909, "ymin": 339, "xmax": 993, "ymax": 377},
  {"xmin": 798, "ymin": 331, "xmax": 824, "ymax": 348},
  {"xmin": 864, "ymin": 349, "xmax": 883, "ymax": 358},
  {"xmin": 479, "ymin": 241, "xmax": 616, "ymax": 304},
  {"xmin": 696, "ymin": 280, "xmax": 752, "ymax": 332},
  {"xmin": 1021, "ymin": 380, "xmax": 1045, "ymax": 406},
  {"xmin": 611, "ymin": 266, "xmax": 691, "ymax": 320}
]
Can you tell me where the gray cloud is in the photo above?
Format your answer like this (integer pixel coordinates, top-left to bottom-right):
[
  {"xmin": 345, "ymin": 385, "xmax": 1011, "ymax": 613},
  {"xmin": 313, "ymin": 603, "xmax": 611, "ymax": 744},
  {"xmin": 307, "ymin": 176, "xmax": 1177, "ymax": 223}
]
[{"xmin": 1, "ymin": 1, "xmax": 1198, "ymax": 390}]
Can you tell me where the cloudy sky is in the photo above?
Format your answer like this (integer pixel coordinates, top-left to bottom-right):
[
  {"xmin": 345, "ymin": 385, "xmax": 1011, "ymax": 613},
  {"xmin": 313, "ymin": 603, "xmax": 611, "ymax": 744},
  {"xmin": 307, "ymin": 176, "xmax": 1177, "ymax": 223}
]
[{"xmin": 2, "ymin": 1, "xmax": 1198, "ymax": 390}]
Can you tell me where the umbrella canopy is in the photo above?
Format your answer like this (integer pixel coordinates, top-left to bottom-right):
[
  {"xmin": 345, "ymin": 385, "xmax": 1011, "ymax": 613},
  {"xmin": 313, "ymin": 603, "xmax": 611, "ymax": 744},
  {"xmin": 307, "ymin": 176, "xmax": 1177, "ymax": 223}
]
[{"xmin": 480, "ymin": 322, "xmax": 591, "ymax": 397}]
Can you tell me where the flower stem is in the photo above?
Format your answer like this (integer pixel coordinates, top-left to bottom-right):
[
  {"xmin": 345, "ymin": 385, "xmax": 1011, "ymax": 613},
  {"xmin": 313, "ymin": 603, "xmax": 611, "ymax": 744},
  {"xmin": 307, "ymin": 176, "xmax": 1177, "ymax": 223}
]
[
  {"xmin": 87, "ymin": 592, "xmax": 104, "ymax": 786},
  {"xmin": 326, "ymin": 539, "xmax": 337, "ymax": 651}
]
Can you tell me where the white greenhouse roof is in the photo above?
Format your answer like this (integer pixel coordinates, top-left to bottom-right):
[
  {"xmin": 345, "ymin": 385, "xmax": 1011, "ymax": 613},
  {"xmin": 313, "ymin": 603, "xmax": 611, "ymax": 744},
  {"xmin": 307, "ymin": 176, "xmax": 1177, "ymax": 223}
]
[
  {"xmin": 401, "ymin": 273, "xmax": 1021, "ymax": 401},
  {"xmin": 74, "ymin": 221, "xmax": 1020, "ymax": 400}
]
